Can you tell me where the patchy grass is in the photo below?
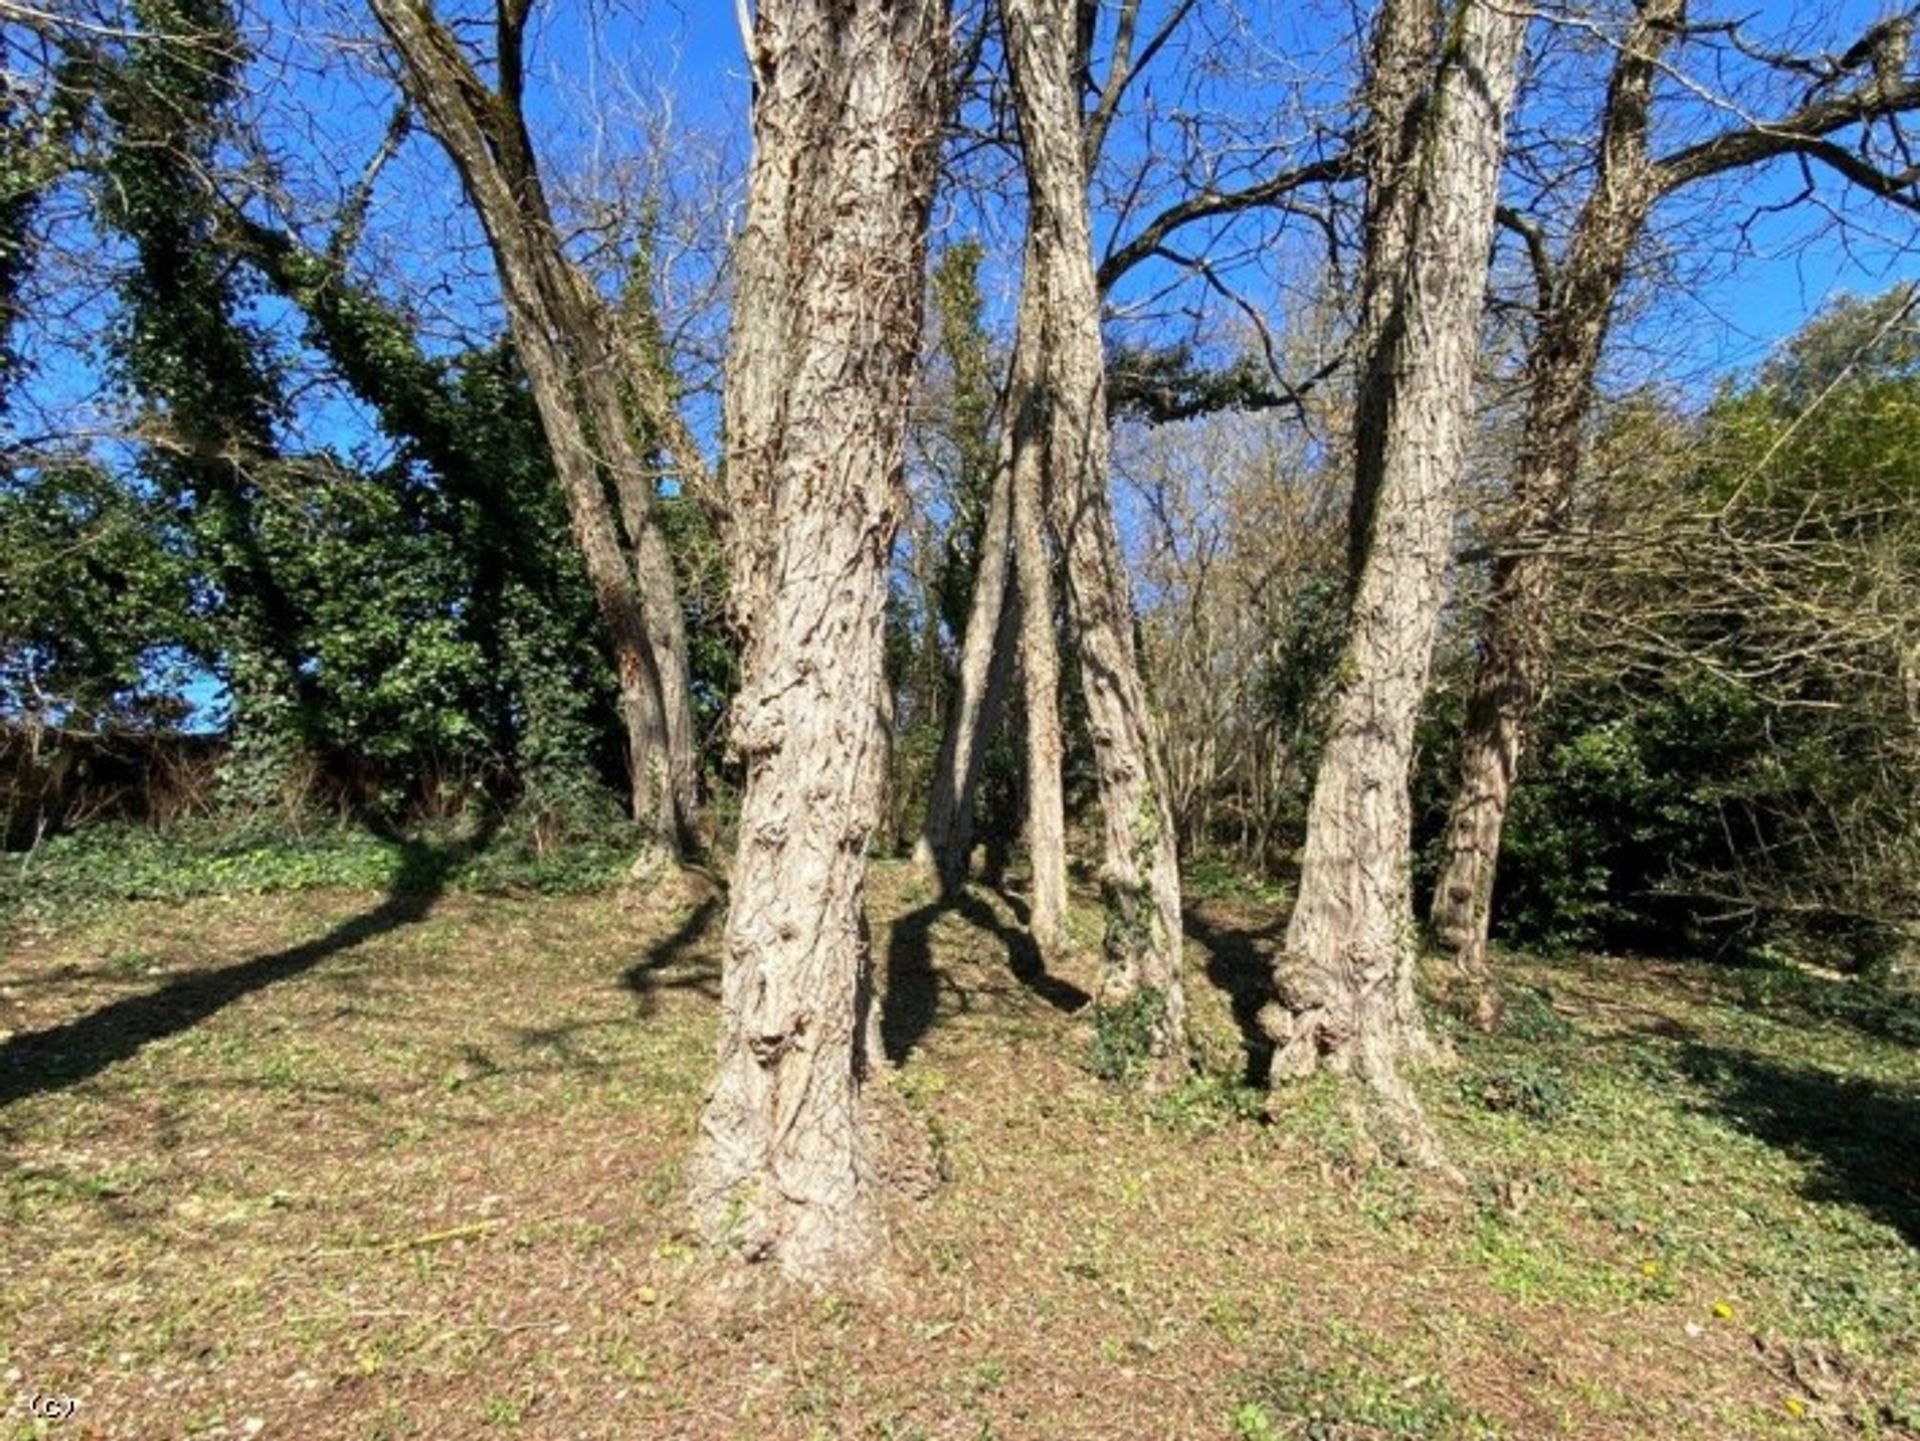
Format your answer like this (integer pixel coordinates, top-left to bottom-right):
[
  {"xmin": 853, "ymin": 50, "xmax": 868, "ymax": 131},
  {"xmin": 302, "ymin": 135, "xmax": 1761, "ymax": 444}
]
[{"xmin": 0, "ymin": 864, "xmax": 1914, "ymax": 1439}]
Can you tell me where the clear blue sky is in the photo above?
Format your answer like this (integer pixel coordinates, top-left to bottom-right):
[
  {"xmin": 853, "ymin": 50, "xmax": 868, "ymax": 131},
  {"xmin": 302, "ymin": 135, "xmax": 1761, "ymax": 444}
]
[{"xmin": 632, "ymin": 0, "xmax": 1915, "ymax": 381}]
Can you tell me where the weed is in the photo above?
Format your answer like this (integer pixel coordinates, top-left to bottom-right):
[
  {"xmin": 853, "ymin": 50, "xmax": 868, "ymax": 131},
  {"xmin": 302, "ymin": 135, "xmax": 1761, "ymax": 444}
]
[
  {"xmin": 1235, "ymin": 1357, "xmax": 1498, "ymax": 1438},
  {"xmin": 1090, "ymin": 987, "xmax": 1167, "ymax": 1083},
  {"xmin": 1151, "ymin": 1069, "xmax": 1267, "ymax": 1133},
  {"xmin": 1229, "ymin": 1399, "xmax": 1279, "ymax": 1440},
  {"xmin": 1463, "ymin": 1059, "xmax": 1574, "ymax": 1122}
]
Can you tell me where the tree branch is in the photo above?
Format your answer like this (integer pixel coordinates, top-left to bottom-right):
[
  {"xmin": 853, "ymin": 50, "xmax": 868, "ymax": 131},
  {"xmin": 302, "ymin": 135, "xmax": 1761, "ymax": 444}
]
[
  {"xmin": 1655, "ymin": 73, "xmax": 1920, "ymax": 209},
  {"xmin": 1096, "ymin": 150, "xmax": 1358, "ymax": 294}
]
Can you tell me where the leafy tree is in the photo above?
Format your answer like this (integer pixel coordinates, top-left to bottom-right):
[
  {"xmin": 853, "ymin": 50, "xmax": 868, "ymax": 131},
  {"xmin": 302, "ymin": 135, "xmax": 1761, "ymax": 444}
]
[{"xmin": 1478, "ymin": 291, "xmax": 1919, "ymax": 974}]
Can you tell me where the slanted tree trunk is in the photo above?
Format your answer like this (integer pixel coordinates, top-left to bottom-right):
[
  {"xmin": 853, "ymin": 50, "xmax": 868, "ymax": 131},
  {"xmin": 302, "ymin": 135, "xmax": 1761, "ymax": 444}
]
[
  {"xmin": 1345, "ymin": 0, "xmax": 1443, "ymax": 565},
  {"xmin": 368, "ymin": 0, "xmax": 700, "ymax": 850},
  {"xmin": 1263, "ymin": 0, "xmax": 1526, "ymax": 1134},
  {"xmin": 1426, "ymin": 6, "xmax": 1920, "ymax": 1017},
  {"xmin": 1002, "ymin": 0, "xmax": 1187, "ymax": 1077},
  {"xmin": 690, "ymin": 0, "xmax": 948, "ymax": 1284},
  {"xmin": 1427, "ymin": 0, "xmax": 1672, "ymax": 1020},
  {"xmin": 915, "ymin": 447, "xmax": 1017, "ymax": 890}
]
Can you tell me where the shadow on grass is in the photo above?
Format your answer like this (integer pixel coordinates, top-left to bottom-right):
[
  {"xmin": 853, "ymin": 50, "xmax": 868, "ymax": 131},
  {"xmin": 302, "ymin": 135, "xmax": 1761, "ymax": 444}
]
[
  {"xmin": 0, "ymin": 819, "xmax": 499, "ymax": 1110},
  {"xmin": 1184, "ymin": 906, "xmax": 1285, "ymax": 1086},
  {"xmin": 882, "ymin": 887, "xmax": 1088, "ymax": 1066},
  {"xmin": 622, "ymin": 895, "xmax": 724, "ymax": 1013},
  {"xmin": 1680, "ymin": 1043, "xmax": 1920, "ymax": 1247},
  {"xmin": 1727, "ymin": 965, "xmax": 1920, "ymax": 1050}
]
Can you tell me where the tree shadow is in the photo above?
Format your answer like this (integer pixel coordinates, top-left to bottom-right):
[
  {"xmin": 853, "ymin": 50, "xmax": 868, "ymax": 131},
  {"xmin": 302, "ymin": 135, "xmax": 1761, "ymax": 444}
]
[
  {"xmin": 1724, "ymin": 965, "xmax": 1920, "ymax": 1051},
  {"xmin": 881, "ymin": 887, "xmax": 1089, "ymax": 1066},
  {"xmin": 0, "ymin": 818, "xmax": 500, "ymax": 1110},
  {"xmin": 1184, "ymin": 906, "xmax": 1285, "ymax": 1086},
  {"xmin": 1679, "ymin": 1043, "xmax": 1920, "ymax": 1248},
  {"xmin": 622, "ymin": 895, "xmax": 724, "ymax": 1013}
]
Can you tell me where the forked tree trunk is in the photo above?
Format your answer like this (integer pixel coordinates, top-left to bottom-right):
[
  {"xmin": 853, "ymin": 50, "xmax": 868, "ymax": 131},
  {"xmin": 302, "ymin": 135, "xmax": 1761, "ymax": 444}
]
[
  {"xmin": 369, "ymin": 0, "xmax": 700, "ymax": 850},
  {"xmin": 1002, "ymin": 0, "xmax": 1187, "ymax": 1077},
  {"xmin": 1429, "ymin": 0, "xmax": 1683, "ymax": 1017},
  {"xmin": 914, "ymin": 446, "xmax": 1016, "ymax": 890},
  {"xmin": 690, "ymin": 0, "xmax": 948, "ymax": 1284},
  {"xmin": 1263, "ymin": 0, "xmax": 1526, "ymax": 1130}
]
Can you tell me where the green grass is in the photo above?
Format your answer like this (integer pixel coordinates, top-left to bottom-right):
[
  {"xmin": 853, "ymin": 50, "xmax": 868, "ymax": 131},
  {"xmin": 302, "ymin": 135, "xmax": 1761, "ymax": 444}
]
[{"xmin": 0, "ymin": 814, "xmax": 639, "ymax": 930}]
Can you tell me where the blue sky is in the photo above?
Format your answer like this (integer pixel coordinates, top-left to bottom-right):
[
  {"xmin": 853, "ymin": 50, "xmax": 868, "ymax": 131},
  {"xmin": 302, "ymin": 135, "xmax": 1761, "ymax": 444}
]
[{"xmin": 11, "ymin": 0, "xmax": 1911, "ymax": 730}]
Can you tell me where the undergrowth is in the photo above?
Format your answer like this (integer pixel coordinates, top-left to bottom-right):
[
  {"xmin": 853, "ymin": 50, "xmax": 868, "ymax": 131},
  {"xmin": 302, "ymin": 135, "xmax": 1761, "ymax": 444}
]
[{"xmin": 0, "ymin": 813, "xmax": 637, "ymax": 930}]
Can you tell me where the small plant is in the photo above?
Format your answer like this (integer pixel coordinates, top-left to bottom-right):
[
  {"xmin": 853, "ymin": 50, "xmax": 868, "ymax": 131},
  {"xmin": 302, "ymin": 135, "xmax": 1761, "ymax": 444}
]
[
  {"xmin": 1229, "ymin": 1399, "xmax": 1279, "ymax": 1441},
  {"xmin": 1151, "ymin": 1070, "xmax": 1266, "ymax": 1133},
  {"xmin": 1090, "ymin": 987, "xmax": 1168, "ymax": 1083},
  {"xmin": 1498, "ymin": 987, "xmax": 1575, "ymax": 1045},
  {"xmin": 1464, "ymin": 1059, "xmax": 1573, "ymax": 1123}
]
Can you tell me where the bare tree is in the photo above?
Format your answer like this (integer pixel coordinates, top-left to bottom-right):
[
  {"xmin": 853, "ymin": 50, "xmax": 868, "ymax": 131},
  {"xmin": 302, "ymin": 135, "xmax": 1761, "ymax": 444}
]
[
  {"xmin": 689, "ymin": 0, "xmax": 949, "ymax": 1283},
  {"xmin": 982, "ymin": 0, "xmax": 1189, "ymax": 1073},
  {"xmin": 1260, "ymin": 0, "xmax": 1528, "ymax": 1146},
  {"xmin": 367, "ymin": 0, "xmax": 705, "ymax": 854},
  {"xmin": 1430, "ymin": 3, "xmax": 1920, "ymax": 1019}
]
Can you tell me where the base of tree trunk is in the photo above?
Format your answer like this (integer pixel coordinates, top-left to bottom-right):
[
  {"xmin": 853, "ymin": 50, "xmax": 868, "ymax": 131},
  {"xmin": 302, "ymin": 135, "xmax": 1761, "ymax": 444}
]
[
  {"xmin": 620, "ymin": 845, "xmax": 723, "ymax": 924},
  {"xmin": 1436, "ymin": 938, "xmax": 1504, "ymax": 1032},
  {"xmin": 688, "ymin": 1068, "xmax": 943, "ymax": 1292},
  {"xmin": 1259, "ymin": 975, "xmax": 1454, "ymax": 1172}
]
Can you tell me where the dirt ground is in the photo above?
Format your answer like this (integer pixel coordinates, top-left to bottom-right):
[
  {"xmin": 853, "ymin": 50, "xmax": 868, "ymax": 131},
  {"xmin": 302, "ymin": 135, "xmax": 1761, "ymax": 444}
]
[{"xmin": 2, "ymin": 863, "xmax": 1915, "ymax": 1439}]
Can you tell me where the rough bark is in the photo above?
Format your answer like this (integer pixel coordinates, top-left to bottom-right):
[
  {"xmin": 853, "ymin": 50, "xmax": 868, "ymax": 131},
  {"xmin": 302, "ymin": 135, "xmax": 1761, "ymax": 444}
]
[
  {"xmin": 1263, "ymin": 0, "xmax": 1526, "ymax": 1129},
  {"xmin": 1425, "ymin": 0, "xmax": 1920, "ymax": 1006},
  {"xmin": 1002, "ymin": 0, "xmax": 1187, "ymax": 1077},
  {"xmin": 1429, "ymin": 0, "xmax": 1683, "ymax": 1022},
  {"xmin": 1346, "ymin": 0, "xmax": 1443, "ymax": 567},
  {"xmin": 368, "ymin": 0, "xmax": 700, "ymax": 849},
  {"xmin": 914, "ymin": 444, "xmax": 1016, "ymax": 890},
  {"xmin": 1007, "ymin": 348, "xmax": 1070, "ymax": 956},
  {"xmin": 690, "ymin": 0, "xmax": 948, "ymax": 1284}
]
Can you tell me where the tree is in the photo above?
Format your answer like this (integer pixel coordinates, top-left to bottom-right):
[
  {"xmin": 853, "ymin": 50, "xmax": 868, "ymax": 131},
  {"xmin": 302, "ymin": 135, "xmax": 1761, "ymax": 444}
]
[
  {"xmin": 367, "ymin": 0, "xmax": 704, "ymax": 854},
  {"xmin": 1495, "ymin": 296, "xmax": 1920, "ymax": 974},
  {"xmin": 94, "ymin": 0, "xmax": 322, "ymax": 802},
  {"xmin": 230, "ymin": 215, "xmax": 622, "ymax": 816},
  {"xmin": 689, "ymin": 0, "xmax": 950, "ymax": 1283},
  {"xmin": 1428, "ymin": 5, "xmax": 1920, "ymax": 1018},
  {"xmin": 1260, "ymin": 0, "xmax": 1528, "ymax": 1145},
  {"xmin": 999, "ymin": 0, "xmax": 1190, "ymax": 1070},
  {"xmin": 914, "ymin": 241, "xmax": 1022, "ymax": 891}
]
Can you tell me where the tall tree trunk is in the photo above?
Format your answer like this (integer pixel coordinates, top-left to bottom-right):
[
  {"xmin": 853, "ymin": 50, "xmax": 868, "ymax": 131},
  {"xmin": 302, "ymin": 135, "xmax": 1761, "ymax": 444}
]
[
  {"xmin": 368, "ymin": 0, "xmax": 700, "ymax": 849},
  {"xmin": 1429, "ymin": 0, "xmax": 1682, "ymax": 1020},
  {"xmin": 915, "ymin": 449, "xmax": 1017, "ymax": 890},
  {"xmin": 1002, "ymin": 0, "xmax": 1187, "ymax": 1077},
  {"xmin": 1263, "ymin": 0, "xmax": 1526, "ymax": 1134},
  {"xmin": 1346, "ymin": 0, "xmax": 1443, "ymax": 565},
  {"xmin": 690, "ymin": 0, "xmax": 948, "ymax": 1284},
  {"xmin": 1007, "ymin": 355, "xmax": 1071, "ymax": 955}
]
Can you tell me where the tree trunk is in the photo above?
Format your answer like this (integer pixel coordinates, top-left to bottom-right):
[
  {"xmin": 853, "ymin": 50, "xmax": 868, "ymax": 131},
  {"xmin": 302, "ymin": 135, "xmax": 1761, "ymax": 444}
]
[
  {"xmin": 1008, "ymin": 363, "xmax": 1070, "ymax": 955},
  {"xmin": 914, "ymin": 445, "xmax": 1017, "ymax": 890},
  {"xmin": 690, "ymin": 0, "xmax": 948, "ymax": 1285},
  {"xmin": 1428, "ymin": 544, "xmax": 1554, "ymax": 1024},
  {"xmin": 1429, "ymin": 0, "xmax": 1682, "ymax": 1020},
  {"xmin": 1002, "ymin": 0, "xmax": 1187, "ymax": 1078},
  {"xmin": 368, "ymin": 0, "xmax": 700, "ymax": 849},
  {"xmin": 1346, "ymin": 0, "xmax": 1443, "ymax": 565},
  {"xmin": 1263, "ymin": 0, "xmax": 1526, "ymax": 1131}
]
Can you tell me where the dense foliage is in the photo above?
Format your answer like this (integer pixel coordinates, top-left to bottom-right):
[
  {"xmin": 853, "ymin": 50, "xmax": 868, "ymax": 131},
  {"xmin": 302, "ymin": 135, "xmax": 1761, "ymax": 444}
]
[{"xmin": 1441, "ymin": 292, "xmax": 1919, "ymax": 970}]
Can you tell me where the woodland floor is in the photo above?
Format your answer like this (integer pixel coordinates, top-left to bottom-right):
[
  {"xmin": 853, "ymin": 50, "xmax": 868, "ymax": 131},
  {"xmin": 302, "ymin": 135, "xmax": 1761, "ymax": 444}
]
[{"xmin": 1, "ymin": 857, "xmax": 1916, "ymax": 1440}]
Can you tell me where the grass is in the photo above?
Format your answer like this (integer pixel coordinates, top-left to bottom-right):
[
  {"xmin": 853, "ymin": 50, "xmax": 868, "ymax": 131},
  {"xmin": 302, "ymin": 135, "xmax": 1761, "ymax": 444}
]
[
  {"xmin": 0, "ymin": 860, "xmax": 1914, "ymax": 1439},
  {"xmin": 0, "ymin": 815, "xmax": 638, "ymax": 930}
]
